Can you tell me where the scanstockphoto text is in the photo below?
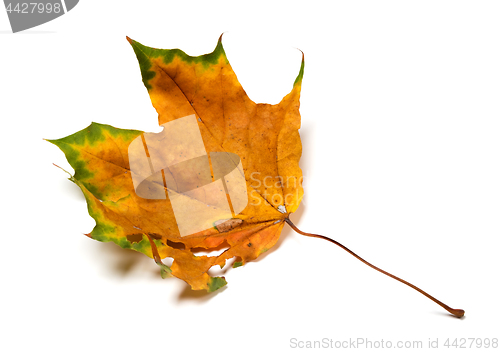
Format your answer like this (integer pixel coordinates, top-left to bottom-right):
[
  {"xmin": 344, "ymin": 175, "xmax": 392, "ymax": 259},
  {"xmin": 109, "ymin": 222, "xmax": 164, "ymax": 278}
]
[
  {"xmin": 289, "ymin": 337, "xmax": 499, "ymax": 349},
  {"xmin": 248, "ymin": 172, "xmax": 304, "ymax": 207}
]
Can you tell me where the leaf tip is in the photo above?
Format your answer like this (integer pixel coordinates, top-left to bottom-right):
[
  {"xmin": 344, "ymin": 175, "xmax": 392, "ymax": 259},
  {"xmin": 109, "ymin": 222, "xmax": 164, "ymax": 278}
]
[
  {"xmin": 207, "ymin": 276, "xmax": 227, "ymax": 292},
  {"xmin": 293, "ymin": 49, "xmax": 305, "ymax": 87},
  {"xmin": 51, "ymin": 163, "xmax": 75, "ymax": 181},
  {"xmin": 126, "ymin": 36, "xmax": 133, "ymax": 44}
]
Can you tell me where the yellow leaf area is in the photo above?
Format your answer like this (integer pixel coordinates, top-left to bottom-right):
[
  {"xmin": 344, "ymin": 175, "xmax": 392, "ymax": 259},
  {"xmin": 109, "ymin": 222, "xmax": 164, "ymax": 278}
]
[{"xmin": 48, "ymin": 36, "xmax": 304, "ymax": 292}]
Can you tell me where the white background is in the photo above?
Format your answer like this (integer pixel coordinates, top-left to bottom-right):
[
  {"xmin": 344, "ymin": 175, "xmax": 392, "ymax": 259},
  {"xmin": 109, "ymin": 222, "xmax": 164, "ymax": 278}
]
[{"xmin": 1, "ymin": 1, "xmax": 499, "ymax": 351}]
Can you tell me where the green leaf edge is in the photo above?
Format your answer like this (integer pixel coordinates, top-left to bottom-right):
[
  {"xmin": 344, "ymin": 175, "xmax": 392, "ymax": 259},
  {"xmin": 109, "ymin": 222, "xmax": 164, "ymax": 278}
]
[
  {"xmin": 126, "ymin": 35, "xmax": 227, "ymax": 91},
  {"xmin": 126, "ymin": 35, "xmax": 304, "ymax": 92},
  {"xmin": 208, "ymin": 276, "xmax": 227, "ymax": 292}
]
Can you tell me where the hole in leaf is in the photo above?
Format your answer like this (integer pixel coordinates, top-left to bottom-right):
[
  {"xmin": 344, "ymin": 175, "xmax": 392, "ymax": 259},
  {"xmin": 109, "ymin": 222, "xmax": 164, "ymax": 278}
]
[
  {"xmin": 149, "ymin": 233, "xmax": 162, "ymax": 240},
  {"xmin": 126, "ymin": 233, "xmax": 143, "ymax": 243},
  {"xmin": 166, "ymin": 240, "xmax": 186, "ymax": 250},
  {"xmin": 191, "ymin": 240, "xmax": 230, "ymax": 257}
]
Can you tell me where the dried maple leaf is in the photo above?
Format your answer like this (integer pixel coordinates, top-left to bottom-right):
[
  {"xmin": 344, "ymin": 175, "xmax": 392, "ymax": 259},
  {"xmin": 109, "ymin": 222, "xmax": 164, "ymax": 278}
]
[
  {"xmin": 47, "ymin": 35, "xmax": 304, "ymax": 292},
  {"xmin": 48, "ymin": 36, "xmax": 465, "ymax": 317}
]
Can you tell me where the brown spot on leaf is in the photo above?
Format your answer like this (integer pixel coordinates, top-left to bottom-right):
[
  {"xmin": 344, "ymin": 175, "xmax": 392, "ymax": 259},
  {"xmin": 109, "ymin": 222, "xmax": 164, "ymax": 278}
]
[
  {"xmin": 214, "ymin": 218, "xmax": 243, "ymax": 233},
  {"xmin": 167, "ymin": 240, "xmax": 186, "ymax": 250},
  {"xmin": 127, "ymin": 233, "xmax": 143, "ymax": 243},
  {"xmin": 149, "ymin": 233, "xmax": 162, "ymax": 240}
]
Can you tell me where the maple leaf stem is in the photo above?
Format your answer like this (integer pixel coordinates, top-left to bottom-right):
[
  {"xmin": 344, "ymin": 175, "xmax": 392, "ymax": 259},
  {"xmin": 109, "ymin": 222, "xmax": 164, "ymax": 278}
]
[
  {"xmin": 144, "ymin": 233, "xmax": 162, "ymax": 264},
  {"xmin": 284, "ymin": 218, "xmax": 465, "ymax": 318},
  {"xmin": 144, "ymin": 233, "xmax": 172, "ymax": 278}
]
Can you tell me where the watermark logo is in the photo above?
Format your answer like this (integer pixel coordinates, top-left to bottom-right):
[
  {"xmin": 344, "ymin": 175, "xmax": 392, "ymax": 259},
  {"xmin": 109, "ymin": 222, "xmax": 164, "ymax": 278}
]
[
  {"xmin": 3, "ymin": 0, "xmax": 79, "ymax": 33},
  {"xmin": 128, "ymin": 115, "xmax": 248, "ymax": 237}
]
